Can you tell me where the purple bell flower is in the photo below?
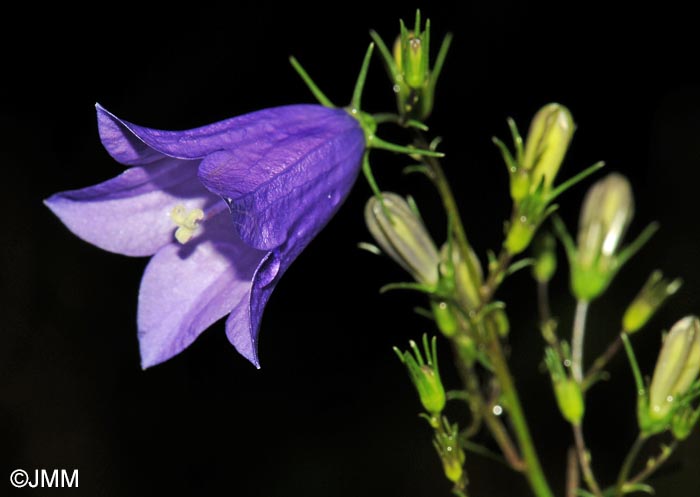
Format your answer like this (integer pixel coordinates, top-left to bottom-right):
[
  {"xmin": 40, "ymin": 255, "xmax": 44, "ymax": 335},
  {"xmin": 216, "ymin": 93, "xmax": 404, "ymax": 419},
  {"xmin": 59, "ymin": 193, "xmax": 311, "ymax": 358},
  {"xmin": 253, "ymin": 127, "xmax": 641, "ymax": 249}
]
[{"xmin": 45, "ymin": 104, "xmax": 365, "ymax": 368}]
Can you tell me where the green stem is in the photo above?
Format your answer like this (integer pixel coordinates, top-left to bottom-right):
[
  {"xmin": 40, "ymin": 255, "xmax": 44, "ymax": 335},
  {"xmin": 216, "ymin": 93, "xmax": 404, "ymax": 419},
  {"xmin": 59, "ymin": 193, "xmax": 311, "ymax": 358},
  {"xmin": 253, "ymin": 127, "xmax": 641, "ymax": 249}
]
[
  {"xmin": 537, "ymin": 280, "xmax": 565, "ymax": 360},
  {"xmin": 482, "ymin": 405, "xmax": 526, "ymax": 471},
  {"xmin": 571, "ymin": 300, "xmax": 590, "ymax": 384},
  {"xmin": 537, "ymin": 280, "xmax": 552, "ymax": 326},
  {"xmin": 628, "ymin": 441, "xmax": 677, "ymax": 485},
  {"xmin": 566, "ymin": 446, "xmax": 580, "ymax": 497},
  {"xmin": 482, "ymin": 249, "xmax": 512, "ymax": 304},
  {"xmin": 573, "ymin": 423, "xmax": 603, "ymax": 497},
  {"xmin": 412, "ymin": 132, "xmax": 483, "ymax": 301},
  {"xmin": 486, "ymin": 322, "xmax": 555, "ymax": 497},
  {"xmin": 614, "ymin": 435, "xmax": 647, "ymax": 497},
  {"xmin": 583, "ymin": 333, "xmax": 623, "ymax": 390},
  {"xmin": 413, "ymin": 130, "xmax": 552, "ymax": 497},
  {"xmin": 450, "ymin": 338, "xmax": 522, "ymax": 469}
]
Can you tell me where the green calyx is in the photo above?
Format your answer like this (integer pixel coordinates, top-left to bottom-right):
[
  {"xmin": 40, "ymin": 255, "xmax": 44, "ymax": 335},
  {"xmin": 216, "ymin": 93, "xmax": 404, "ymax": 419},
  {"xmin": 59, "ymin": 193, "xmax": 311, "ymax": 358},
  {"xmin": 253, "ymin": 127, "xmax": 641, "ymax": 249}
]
[
  {"xmin": 290, "ymin": 43, "xmax": 443, "ymax": 200},
  {"xmin": 370, "ymin": 9, "xmax": 452, "ymax": 121},
  {"xmin": 394, "ymin": 335, "xmax": 446, "ymax": 416}
]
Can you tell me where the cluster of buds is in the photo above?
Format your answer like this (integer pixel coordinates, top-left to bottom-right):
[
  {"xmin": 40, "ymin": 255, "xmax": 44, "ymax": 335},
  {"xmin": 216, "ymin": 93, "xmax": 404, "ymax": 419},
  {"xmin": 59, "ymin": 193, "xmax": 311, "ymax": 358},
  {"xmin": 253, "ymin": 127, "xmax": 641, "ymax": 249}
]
[
  {"xmin": 493, "ymin": 103, "xmax": 602, "ymax": 255},
  {"xmin": 394, "ymin": 336, "xmax": 467, "ymax": 492},
  {"xmin": 371, "ymin": 10, "xmax": 452, "ymax": 121},
  {"xmin": 364, "ymin": 192, "xmax": 483, "ymax": 342},
  {"xmin": 635, "ymin": 316, "xmax": 700, "ymax": 438}
]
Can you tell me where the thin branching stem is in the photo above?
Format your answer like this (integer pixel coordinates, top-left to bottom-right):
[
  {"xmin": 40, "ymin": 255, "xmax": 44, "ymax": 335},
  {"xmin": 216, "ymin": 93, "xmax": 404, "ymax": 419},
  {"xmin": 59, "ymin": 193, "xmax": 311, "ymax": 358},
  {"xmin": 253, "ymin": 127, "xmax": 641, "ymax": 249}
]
[{"xmin": 573, "ymin": 423, "xmax": 603, "ymax": 497}]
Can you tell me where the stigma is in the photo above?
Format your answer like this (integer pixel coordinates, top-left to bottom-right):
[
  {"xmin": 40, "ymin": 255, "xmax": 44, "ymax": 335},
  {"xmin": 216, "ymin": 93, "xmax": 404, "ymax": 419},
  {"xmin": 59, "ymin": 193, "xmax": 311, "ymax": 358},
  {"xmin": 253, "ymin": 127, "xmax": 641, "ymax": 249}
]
[{"xmin": 170, "ymin": 205, "xmax": 205, "ymax": 244}]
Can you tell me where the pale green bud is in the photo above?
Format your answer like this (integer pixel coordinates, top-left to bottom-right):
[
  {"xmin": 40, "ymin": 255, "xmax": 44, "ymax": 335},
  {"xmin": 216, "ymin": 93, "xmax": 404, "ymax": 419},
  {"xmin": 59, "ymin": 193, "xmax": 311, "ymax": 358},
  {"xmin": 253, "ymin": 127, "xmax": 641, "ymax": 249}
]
[
  {"xmin": 622, "ymin": 271, "xmax": 682, "ymax": 334},
  {"xmin": 671, "ymin": 405, "xmax": 700, "ymax": 440},
  {"xmin": 545, "ymin": 347, "xmax": 584, "ymax": 424},
  {"xmin": 504, "ymin": 214, "xmax": 536, "ymax": 255},
  {"xmin": 554, "ymin": 379, "xmax": 585, "ymax": 425},
  {"xmin": 394, "ymin": 336, "xmax": 446, "ymax": 415},
  {"xmin": 431, "ymin": 301, "xmax": 459, "ymax": 338},
  {"xmin": 532, "ymin": 231, "xmax": 557, "ymax": 283},
  {"xmin": 490, "ymin": 308, "xmax": 510, "ymax": 338},
  {"xmin": 365, "ymin": 193, "xmax": 440, "ymax": 286},
  {"xmin": 573, "ymin": 173, "xmax": 634, "ymax": 300},
  {"xmin": 649, "ymin": 316, "xmax": 700, "ymax": 423},
  {"xmin": 522, "ymin": 103, "xmax": 575, "ymax": 192},
  {"xmin": 440, "ymin": 242, "xmax": 483, "ymax": 311}
]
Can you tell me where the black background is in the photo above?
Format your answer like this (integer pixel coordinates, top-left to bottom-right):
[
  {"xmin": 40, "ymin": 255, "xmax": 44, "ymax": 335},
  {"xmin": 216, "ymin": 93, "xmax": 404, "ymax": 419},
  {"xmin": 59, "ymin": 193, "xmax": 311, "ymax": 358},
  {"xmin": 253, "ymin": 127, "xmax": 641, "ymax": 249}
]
[{"xmin": 2, "ymin": 2, "xmax": 700, "ymax": 496}]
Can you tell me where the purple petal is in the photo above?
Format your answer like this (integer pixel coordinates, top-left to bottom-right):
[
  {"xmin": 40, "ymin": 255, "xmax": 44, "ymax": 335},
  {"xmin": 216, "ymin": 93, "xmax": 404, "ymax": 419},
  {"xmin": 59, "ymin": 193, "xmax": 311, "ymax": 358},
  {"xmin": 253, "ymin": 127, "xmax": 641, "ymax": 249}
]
[
  {"xmin": 225, "ymin": 251, "xmax": 279, "ymax": 367},
  {"xmin": 45, "ymin": 158, "xmax": 220, "ymax": 257},
  {"xmin": 97, "ymin": 104, "xmax": 353, "ymax": 166},
  {"xmin": 198, "ymin": 107, "xmax": 365, "ymax": 250},
  {"xmin": 137, "ymin": 213, "xmax": 266, "ymax": 368}
]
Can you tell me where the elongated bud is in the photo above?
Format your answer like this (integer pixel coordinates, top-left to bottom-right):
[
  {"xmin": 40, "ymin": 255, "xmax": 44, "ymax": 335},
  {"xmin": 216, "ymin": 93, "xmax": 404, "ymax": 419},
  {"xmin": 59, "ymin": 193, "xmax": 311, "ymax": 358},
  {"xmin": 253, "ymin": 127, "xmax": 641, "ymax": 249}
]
[
  {"xmin": 522, "ymin": 103, "xmax": 575, "ymax": 192},
  {"xmin": 532, "ymin": 231, "xmax": 557, "ymax": 283},
  {"xmin": 394, "ymin": 335, "xmax": 446, "ymax": 416},
  {"xmin": 649, "ymin": 316, "xmax": 700, "ymax": 423},
  {"xmin": 623, "ymin": 271, "xmax": 682, "ymax": 334},
  {"xmin": 440, "ymin": 243, "xmax": 483, "ymax": 310},
  {"xmin": 393, "ymin": 29, "xmax": 427, "ymax": 89},
  {"xmin": 578, "ymin": 173, "xmax": 634, "ymax": 266},
  {"xmin": 572, "ymin": 173, "xmax": 635, "ymax": 300},
  {"xmin": 365, "ymin": 193, "xmax": 440, "ymax": 286}
]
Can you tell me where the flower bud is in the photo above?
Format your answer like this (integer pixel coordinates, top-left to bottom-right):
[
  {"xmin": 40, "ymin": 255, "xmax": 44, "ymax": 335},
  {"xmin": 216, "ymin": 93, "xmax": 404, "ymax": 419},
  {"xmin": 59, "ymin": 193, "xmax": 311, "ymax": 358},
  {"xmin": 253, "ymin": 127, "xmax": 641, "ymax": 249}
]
[
  {"xmin": 532, "ymin": 231, "xmax": 557, "ymax": 283},
  {"xmin": 440, "ymin": 242, "xmax": 483, "ymax": 311},
  {"xmin": 393, "ymin": 30, "xmax": 427, "ymax": 90},
  {"xmin": 431, "ymin": 301, "xmax": 459, "ymax": 338},
  {"xmin": 522, "ymin": 103, "xmax": 575, "ymax": 193},
  {"xmin": 372, "ymin": 11, "xmax": 452, "ymax": 121},
  {"xmin": 554, "ymin": 379, "xmax": 585, "ymax": 425},
  {"xmin": 622, "ymin": 271, "xmax": 682, "ymax": 334},
  {"xmin": 504, "ymin": 214, "xmax": 537, "ymax": 255},
  {"xmin": 545, "ymin": 347, "xmax": 584, "ymax": 424},
  {"xmin": 671, "ymin": 405, "xmax": 700, "ymax": 441},
  {"xmin": 365, "ymin": 193, "xmax": 440, "ymax": 286},
  {"xmin": 433, "ymin": 419, "xmax": 466, "ymax": 484},
  {"xmin": 394, "ymin": 335, "xmax": 446, "ymax": 415},
  {"xmin": 572, "ymin": 173, "xmax": 634, "ymax": 300},
  {"xmin": 649, "ymin": 316, "xmax": 700, "ymax": 423}
]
